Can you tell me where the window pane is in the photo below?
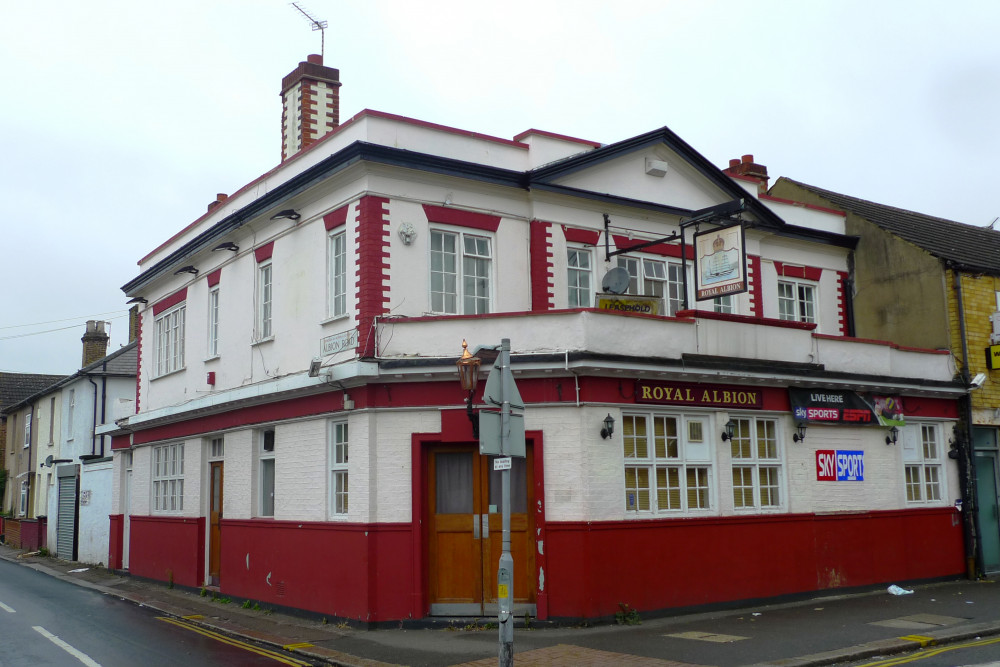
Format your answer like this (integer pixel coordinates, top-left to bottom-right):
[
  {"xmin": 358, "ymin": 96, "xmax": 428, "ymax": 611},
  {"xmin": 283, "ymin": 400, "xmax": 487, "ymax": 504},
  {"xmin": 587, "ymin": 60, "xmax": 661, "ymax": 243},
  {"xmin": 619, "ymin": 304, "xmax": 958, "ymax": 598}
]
[
  {"xmin": 261, "ymin": 459, "xmax": 275, "ymax": 516},
  {"xmin": 435, "ymin": 452, "xmax": 473, "ymax": 514}
]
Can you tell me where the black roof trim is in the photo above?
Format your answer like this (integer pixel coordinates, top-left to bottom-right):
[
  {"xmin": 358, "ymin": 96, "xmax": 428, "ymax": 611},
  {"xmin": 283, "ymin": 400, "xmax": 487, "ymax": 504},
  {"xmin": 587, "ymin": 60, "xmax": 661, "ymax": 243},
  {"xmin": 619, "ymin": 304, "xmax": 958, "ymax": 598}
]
[
  {"xmin": 529, "ymin": 126, "xmax": 788, "ymax": 231},
  {"xmin": 122, "ymin": 142, "xmax": 527, "ymax": 295}
]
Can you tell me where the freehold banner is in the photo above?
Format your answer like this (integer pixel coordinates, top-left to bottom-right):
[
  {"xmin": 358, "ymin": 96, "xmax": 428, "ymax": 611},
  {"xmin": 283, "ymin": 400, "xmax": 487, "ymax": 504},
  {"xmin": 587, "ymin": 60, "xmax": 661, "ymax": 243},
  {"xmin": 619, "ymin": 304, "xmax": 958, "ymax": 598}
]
[{"xmin": 788, "ymin": 388, "xmax": 905, "ymax": 427}]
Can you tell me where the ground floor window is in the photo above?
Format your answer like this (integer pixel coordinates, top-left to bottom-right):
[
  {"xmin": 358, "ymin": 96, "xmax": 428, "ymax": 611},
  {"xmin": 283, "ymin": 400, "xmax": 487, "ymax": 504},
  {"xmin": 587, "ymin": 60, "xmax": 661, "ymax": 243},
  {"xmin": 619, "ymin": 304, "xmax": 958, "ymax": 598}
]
[
  {"xmin": 328, "ymin": 421, "xmax": 348, "ymax": 516},
  {"xmin": 905, "ymin": 423, "xmax": 943, "ymax": 503},
  {"xmin": 622, "ymin": 412, "xmax": 712, "ymax": 514},
  {"xmin": 19, "ymin": 479, "xmax": 29, "ymax": 516},
  {"xmin": 153, "ymin": 443, "xmax": 184, "ymax": 512},
  {"xmin": 729, "ymin": 416, "xmax": 783, "ymax": 510}
]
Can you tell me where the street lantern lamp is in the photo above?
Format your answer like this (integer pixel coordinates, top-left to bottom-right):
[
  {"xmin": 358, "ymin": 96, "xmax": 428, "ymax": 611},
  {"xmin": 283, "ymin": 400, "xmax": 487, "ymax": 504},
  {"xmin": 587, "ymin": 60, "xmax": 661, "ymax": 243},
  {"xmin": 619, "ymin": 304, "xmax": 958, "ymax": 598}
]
[{"xmin": 456, "ymin": 339, "xmax": 482, "ymax": 438}]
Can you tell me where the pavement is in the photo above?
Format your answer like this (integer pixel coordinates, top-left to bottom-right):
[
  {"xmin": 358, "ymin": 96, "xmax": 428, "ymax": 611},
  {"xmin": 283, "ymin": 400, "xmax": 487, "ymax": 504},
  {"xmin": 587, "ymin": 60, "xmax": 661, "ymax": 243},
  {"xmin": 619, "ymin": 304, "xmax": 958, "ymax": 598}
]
[{"xmin": 4, "ymin": 543, "xmax": 1000, "ymax": 667}]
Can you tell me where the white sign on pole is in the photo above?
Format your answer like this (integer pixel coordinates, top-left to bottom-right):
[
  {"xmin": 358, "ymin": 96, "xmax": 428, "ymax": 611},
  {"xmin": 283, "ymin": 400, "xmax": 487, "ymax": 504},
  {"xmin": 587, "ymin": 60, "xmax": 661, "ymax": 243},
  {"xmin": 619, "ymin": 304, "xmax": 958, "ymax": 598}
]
[{"xmin": 494, "ymin": 457, "xmax": 512, "ymax": 471}]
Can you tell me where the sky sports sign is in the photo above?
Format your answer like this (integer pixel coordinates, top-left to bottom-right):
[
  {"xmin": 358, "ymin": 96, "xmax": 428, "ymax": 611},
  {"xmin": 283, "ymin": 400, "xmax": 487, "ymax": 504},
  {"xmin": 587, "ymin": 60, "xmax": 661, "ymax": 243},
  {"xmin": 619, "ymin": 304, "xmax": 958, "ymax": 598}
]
[
  {"xmin": 816, "ymin": 450, "xmax": 865, "ymax": 481},
  {"xmin": 788, "ymin": 388, "xmax": 905, "ymax": 427}
]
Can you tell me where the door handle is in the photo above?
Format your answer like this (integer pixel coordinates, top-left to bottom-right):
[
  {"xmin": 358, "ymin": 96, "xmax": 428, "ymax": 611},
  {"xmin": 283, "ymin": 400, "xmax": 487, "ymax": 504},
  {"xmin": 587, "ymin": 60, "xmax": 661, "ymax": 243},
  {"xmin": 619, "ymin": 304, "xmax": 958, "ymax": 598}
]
[
  {"xmin": 473, "ymin": 515, "xmax": 480, "ymax": 539},
  {"xmin": 482, "ymin": 514, "xmax": 489, "ymax": 539}
]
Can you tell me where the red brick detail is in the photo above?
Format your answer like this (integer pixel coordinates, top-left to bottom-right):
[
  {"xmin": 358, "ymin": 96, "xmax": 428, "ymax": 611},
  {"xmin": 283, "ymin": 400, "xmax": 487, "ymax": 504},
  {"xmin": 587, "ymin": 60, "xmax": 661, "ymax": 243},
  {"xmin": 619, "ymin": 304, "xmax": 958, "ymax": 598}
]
[
  {"xmin": 612, "ymin": 235, "xmax": 693, "ymax": 259},
  {"xmin": 111, "ymin": 433, "xmax": 131, "ymax": 451},
  {"xmin": 748, "ymin": 255, "xmax": 763, "ymax": 318},
  {"xmin": 773, "ymin": 261, "xmax": 822, "ymax": 281},
  {"xmin": 206, "ymin": 269, "xmax": 221, "ymax": 287},
  {"xmin": 836, "ymin": 270, "xmax": 849, "ymax": 336},
  {"xmin": 324, "ymin": 204, "xmax": 350, "ymax": 230},
  {"xmin": 152, "ymin": 287, "xmax": 187, "ymax": 316},
  {"xmin": 561, "ymin": 226, "xmax": 600, "ymax": 245},
  {"xmin": 530, "ymin": 220, "xmax": 555, "ymax": 311},
  {"xmin": 422, "ymin": 204, "xmax": 501, "ymax": 232},
  {"xmin": 254, "ymin": 241, "xmax": 275, "ymax": 263},
  {"xmin": 356, "ymin": 196, "xmax": 391, "ymax": 357}
]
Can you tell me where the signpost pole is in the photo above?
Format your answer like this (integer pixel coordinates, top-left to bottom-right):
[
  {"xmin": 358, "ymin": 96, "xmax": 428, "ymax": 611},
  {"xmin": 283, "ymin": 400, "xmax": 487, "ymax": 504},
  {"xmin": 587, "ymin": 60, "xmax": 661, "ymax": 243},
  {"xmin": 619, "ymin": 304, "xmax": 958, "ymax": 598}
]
[{"xmin": 497, "ymin": 338, "xmax": 514, "ymax": 667}]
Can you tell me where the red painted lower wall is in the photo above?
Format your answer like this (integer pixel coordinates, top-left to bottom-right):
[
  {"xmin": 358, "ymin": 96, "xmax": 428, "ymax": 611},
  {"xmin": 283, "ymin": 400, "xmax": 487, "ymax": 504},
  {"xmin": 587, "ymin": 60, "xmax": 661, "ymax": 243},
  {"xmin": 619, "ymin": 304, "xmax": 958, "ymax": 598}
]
[
  {"xmin": 543, "ymin": 507, "xmax": 964, "ymax": 619},
  {"xmin": 108, "ymin": 514, "xmax": 124, "ymax": 570},
  {"xmin": 219, "ymin": 520, "xmax": 414, "ymax": 622},
  {"xmin": 129, "ymin": 516, "xmax": 204, "ymax": 588}
]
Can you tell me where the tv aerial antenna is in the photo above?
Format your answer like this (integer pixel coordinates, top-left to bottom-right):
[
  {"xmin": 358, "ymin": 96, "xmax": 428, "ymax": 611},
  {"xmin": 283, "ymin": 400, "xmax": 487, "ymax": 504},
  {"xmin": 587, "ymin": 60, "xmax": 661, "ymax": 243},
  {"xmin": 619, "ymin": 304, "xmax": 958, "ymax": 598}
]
[{"xmin": 290, "ymin": 3, "xmax": 328, "ymax": 59}]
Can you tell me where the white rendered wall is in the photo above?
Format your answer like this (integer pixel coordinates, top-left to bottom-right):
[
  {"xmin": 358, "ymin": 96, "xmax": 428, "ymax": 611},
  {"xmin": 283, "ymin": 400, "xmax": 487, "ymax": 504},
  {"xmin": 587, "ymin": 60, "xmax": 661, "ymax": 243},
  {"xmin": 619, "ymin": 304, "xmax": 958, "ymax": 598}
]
[{"xmin": 79, "ymin": 461, "xmax": 112, "ymax": 564}]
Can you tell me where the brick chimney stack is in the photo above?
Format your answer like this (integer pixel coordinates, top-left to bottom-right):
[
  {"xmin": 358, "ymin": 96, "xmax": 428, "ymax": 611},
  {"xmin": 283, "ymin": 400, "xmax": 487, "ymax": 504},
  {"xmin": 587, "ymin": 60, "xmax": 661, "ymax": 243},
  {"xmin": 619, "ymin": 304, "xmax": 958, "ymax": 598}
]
[
  {"xmin": 723, "ymin": 154, "xmax": 769, "ymax": 195},
  {"xmin": 280, "ymin": 54, "xmax": 341, "ymax": 161},
  {"xmin": 82, "ymin": 320, "xmax": 110, "ymax": 367}
]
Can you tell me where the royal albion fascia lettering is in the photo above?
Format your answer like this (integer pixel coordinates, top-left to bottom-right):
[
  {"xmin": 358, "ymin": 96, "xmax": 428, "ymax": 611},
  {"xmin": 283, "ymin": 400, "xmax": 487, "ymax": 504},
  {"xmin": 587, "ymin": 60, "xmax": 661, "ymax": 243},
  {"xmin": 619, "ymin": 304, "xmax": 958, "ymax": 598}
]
[{"xmin": 636, "ymin": 381, "xmax": 763, "ymax": 409}]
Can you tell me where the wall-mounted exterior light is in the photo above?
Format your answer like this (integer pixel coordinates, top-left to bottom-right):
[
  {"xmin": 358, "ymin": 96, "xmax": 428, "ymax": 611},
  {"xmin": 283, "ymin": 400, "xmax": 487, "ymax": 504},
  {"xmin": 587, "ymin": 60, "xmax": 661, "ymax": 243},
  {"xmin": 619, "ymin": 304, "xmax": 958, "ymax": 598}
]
[
  {"xmin": 885, "ymin": 425, "xmax": 899, "ymax": 446},
  {"xmin": 270, "ymin": 209, "xmax": 301, "ymax": 221},
  {"xmin": 456, "ymin": 339, "xmax": 481, "ymax": 438},
  {"xmin": 601, "ymin": 413, "xmax": 615, "ymax": 439},
  {"xmin": 792, "ymin": 422, "xmax": 808, "ymax": 443},
  {"xmin": 174, "ymin": 266, "xmax": 199, "ymax": 275},
  {"xmin": 721, "ymin": 419, "xmax": 736, "ymax": 442}
]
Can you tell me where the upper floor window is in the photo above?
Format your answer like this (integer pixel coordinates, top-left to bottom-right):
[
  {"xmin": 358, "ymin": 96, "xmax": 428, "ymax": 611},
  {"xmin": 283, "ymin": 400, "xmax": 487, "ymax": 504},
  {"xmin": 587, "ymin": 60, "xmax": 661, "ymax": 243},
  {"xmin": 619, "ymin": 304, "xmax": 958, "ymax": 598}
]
[
  {"xmin": 207, "ymin": 286, "xmax": 220, "ymax": 358},
  {"xmin": 904, "ymin": 423, "xmax": 944, "ymax": 504},
  {"xmin": 154, "ymin": 304, "xmax": 186, "ymax": 376},
  {"xmin": 23, "ymin": 412, "xmax": 30, "ymax": 448},
  {"xmin": 430, "ymin": 229, "xmax": 492, "ymax": 314},
  {"xmin": 256, "ymin": 261, "xmax": 273, "ymax": 340},
  {"xmin": 67, "ymin": 388, "xmax": 75, "ymax": 432},
  {"xmin": 329, "ymin": 421, "xmax": 348, "ymax": 516},
  {"xmin": 48, "ymin": 397, "xmax": 55, "ymax": 444},
  {"xmin": 328, "ymin": 230, "xmax": 348, "ymax": 318},
  {"xmin": 778, "ymin": 279, "xmax": 816, "ymax": 323},
  {"xmin": 153, "ymin": 442, "xmax": 184, "ymax": 512},
  {"xmin": 729, "ymin": 417, "xmax": 782, "ymax": 511},
  {"xmin": 713, "ymin": 295, "xmax": 734, "ymax": 314},
  {"xmin": 567, "ymin": 247, "xmax": 593, "ymax": 308},
  {"xmin": 622, "ymin": 412, "xmax": 712, "ymax": 514},
  {"xmin": 618, "ymin": 256, "xmax": 687, "ymax": 316}
]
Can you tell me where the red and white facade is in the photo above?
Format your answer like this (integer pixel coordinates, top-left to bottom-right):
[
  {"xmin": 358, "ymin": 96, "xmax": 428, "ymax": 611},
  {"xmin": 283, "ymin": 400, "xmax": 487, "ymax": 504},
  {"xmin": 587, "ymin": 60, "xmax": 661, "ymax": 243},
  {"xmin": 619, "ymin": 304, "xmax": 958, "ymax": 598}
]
[{"xmin": 107, "ymin": 56, "xmax": 968, "ymax": 623}]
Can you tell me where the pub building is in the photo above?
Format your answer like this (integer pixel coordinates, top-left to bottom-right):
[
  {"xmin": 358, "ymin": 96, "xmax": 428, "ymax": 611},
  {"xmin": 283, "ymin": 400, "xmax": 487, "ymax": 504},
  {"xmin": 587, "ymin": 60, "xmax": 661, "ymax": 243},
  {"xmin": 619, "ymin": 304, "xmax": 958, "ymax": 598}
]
[{"xmin": 107, "ymin": 55, "xmax": 968, "ymax": 623}]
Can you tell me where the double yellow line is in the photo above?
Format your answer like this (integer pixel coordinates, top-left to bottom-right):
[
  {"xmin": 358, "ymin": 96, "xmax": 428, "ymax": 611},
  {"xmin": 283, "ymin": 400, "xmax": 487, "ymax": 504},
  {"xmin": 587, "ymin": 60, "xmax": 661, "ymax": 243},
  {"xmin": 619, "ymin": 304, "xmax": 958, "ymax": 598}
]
[
  {"xmin": 855, "ymin": 634, "xmax": 1000, "ymax": 666},
  {"xmin": 157, "ymin": 616, "xmax": 314, "ymax": 666}
]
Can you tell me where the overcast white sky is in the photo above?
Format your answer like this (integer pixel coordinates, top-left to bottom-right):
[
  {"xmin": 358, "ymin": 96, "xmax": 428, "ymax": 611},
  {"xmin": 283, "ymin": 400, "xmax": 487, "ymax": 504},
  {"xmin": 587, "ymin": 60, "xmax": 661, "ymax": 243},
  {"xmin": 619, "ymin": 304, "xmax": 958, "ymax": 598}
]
[{"xmin": 3, "ymin": 0, "xmax": 999, "ymax": 375}]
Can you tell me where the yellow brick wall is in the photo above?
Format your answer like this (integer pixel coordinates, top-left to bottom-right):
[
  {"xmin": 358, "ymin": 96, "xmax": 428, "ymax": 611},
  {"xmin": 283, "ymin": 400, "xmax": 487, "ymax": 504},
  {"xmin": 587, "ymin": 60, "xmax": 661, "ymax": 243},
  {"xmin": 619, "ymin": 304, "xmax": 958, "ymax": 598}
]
[{"xmin": 947, "ymin": 270, "xmax": 1000, "ymax": 414}]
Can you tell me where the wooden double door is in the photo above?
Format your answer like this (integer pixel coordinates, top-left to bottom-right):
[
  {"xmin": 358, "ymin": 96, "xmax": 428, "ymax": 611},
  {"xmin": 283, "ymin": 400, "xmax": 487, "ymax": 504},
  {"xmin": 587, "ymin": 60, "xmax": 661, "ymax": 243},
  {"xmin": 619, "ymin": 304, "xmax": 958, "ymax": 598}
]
[{"xmin": 427, "ymin": 445, "xmax": 536, "ymax": 616}]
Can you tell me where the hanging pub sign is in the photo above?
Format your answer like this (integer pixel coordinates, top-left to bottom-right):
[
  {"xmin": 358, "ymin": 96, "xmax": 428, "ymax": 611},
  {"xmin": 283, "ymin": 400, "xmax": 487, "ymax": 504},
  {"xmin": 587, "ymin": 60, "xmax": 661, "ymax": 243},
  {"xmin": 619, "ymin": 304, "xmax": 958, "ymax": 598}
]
[
  {"xmin": 637, "ymin": 380, "xmax": 763, "ymax": 409},
  {"xmin": 693, "ymin": 223, "xmax": 748, "ymax": 301},
  {"xmin": 788, "ymin": 388, "xmax": 905, "ymax": 426}
]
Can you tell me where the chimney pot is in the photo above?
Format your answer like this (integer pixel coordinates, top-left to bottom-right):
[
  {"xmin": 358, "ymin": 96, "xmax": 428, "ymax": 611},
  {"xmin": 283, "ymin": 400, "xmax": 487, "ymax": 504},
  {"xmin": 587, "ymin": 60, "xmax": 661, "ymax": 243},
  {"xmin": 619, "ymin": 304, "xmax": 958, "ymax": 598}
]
[
  {"xmin": 729, "ymin": 158, "xmax": 741, "ymax": 169},
  {"xmin": 81, "ymin": 320, "xmax": 110, "ymax": 367},
  {"xmin": 742, "ymin": 154, "xmax": 754, "ymax": 164},
  {"xmin": 307, "ymin": 54, "xmax": 323, "ymax": 65}
]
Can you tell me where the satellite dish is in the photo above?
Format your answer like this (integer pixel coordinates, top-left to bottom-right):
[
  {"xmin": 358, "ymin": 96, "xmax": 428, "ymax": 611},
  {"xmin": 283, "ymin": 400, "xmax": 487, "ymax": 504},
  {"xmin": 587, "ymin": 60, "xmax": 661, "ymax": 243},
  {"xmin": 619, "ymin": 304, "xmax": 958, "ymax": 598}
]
[
  {"xmin": 602, "ymin": 267, "xmax": 630, "ymax": 295},
  {"xmin": 44, "ymin": 455, "xmax": 53, "ymax": 468}
]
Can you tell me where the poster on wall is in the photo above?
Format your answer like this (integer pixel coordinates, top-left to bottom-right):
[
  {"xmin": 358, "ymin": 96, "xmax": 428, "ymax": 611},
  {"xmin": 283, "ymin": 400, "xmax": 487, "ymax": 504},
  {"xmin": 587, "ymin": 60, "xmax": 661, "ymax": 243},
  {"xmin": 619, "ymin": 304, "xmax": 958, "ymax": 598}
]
[
  {"xmin": 693, "ymin": 223, "xmax": 748, "ymax": 301},
  {"xmin": 788, "ymin": 388, "xmax": 905, "ymax": 426}
]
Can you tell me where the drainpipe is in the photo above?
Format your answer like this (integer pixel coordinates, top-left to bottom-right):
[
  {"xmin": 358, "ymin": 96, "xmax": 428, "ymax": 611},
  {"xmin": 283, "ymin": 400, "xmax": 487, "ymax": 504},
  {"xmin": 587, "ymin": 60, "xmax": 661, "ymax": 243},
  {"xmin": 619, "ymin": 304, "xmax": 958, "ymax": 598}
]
[
  {"xmin": 953, "ymin": 268, "xmax": 984, "ymax": 578},
  {"xmin": 89, "ymin": 377, "xmax": 99, "ymax": 457},
  {"xmin": 100, "ymin": 361, "xmax": 108, "ymax": 457}
]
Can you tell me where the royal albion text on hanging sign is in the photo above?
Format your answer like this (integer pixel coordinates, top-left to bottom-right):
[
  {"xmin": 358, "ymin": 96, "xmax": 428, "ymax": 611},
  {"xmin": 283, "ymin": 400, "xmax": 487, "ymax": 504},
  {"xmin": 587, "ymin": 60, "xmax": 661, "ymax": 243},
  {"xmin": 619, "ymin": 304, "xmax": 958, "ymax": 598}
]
[{"xmin": 636, "ymin": 380, "xmax": 762, "ymax": 409}]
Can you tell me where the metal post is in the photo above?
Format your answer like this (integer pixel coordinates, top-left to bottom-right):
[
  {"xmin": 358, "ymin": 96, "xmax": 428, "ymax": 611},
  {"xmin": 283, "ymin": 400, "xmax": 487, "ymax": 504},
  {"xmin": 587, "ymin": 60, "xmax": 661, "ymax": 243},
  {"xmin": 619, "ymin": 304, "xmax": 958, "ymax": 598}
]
[{"xmin": 497, "ymin": 338, "xmax": 514, "ymax": 666}]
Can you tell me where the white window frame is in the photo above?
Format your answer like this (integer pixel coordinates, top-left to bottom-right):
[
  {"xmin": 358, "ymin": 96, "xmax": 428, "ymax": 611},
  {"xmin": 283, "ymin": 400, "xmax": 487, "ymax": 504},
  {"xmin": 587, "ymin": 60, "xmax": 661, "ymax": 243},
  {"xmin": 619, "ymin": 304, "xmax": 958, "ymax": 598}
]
[
  {"xmin": 23, "ymin": 411, "xmax": 30, "ymax": 448},
  {"xmin": 904, "ymin": 423, "xmax": 945, "ymax": 504},
  {"xmin": 728, "ymin": 416, "xmax": 783, "ymax": 511},
  {"xmin": 622, "ymin": 411, "xmax": 713, "ymax": 515},
  {"xmin": 328, "ymin": 421, "xmax": 348, "ymax": 517},
  {"xmin": 19, "ymin": 480, "xmax": 29, "ymax": 516},
  {"xmin": 567, "ymin": 246, "xmax": 593, "ymax": 308},
  {"xmin": 617, "ymin": 255, "xmax": 689, "ymax": 316},
  {"xmin": 152, "ymin": 443, "xmax": 184, "ymax": 513},
  {"xmin": 713, "ymin": 294, "xmax": 735, "ymax": 314},
  {"xmin": 48, "ymin": 397, "xmax": 55, "ymax": 445},
  {"xmin": 209, "ymin": 436, "xmax": 224, "ymax": 460},
  {"xmin": 207, "ymin": 286, "xmax": 220, "ymax": 358},
  {"xmin": 429, "ymin": 228, "xmax": 493, "ymax": 315},
  {"xmin": 256, "ymin": 260, "xmax": 273, "ymax": 340},
  {"xmin": 328, "ymin": 230, "xmax": 348, "ymax": 319},
  {"xmin": 258, "ymin": 429, "xmax": 275, "ymax": 517},
  {"xmin": 154, "ymin": 304, "xmax": 186, "ymax": 377},
  {"xmin": 777, "ymin": 278, "xmax": 817, "ymax": 324}
]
